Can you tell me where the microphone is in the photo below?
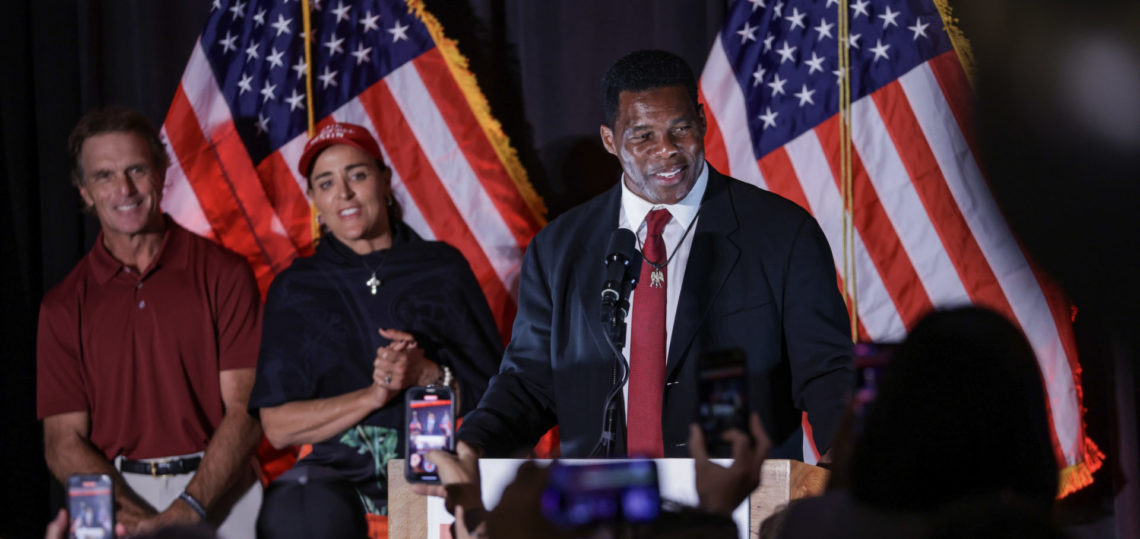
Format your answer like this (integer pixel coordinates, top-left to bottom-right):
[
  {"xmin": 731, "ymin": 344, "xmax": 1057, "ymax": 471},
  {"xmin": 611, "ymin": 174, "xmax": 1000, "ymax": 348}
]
[
  {"xmin": 601, "ymin": 229, "xmax": 639, "ymax": 346},
  {"xmin": 602, "ymin": 228, "xmax": 637, "ymax": 302}
]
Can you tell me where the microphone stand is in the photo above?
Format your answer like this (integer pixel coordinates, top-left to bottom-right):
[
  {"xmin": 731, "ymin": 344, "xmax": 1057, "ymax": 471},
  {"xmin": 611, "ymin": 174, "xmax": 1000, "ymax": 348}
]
[{"xmin": 591, "ymin": 260, "xmax": 638, "ymax": 458}]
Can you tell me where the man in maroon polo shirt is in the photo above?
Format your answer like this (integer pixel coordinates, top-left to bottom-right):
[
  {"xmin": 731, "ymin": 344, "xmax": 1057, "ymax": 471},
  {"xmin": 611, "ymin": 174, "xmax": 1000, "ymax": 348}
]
[{"xmin": 37, "ymin": 107, "xmax": 263, "ymax": 537}]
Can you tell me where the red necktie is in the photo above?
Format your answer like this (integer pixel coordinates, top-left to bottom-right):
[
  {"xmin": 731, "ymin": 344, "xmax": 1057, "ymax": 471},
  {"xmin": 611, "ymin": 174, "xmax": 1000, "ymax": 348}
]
[{"xmin": 628, "ymin": 208, "xmax": 671, "ymax": 458}]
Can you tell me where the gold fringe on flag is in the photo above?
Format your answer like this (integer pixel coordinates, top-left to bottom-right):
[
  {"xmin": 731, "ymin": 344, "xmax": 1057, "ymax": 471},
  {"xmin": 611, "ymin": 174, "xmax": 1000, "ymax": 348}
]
[
  {"xmin": 1058, "ymin": 435, "xmax": 1105, "ymax": 498},
  {"xmin": 1057, "ymin": 359, "xmax": 1105, "ymax": 497},
  {"xmin": 405, "ymin": 0, "xmax": 548, "ymax": 224},
  {"xmin": 932, "ymin": 0, "xmax": 977, "ymax": 88}
]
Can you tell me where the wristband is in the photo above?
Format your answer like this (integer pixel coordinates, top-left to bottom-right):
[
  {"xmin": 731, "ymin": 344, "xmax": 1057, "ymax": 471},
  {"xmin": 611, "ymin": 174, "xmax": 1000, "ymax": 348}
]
[
  {"xmin": 178, "ymin": 491, "xmax": 208, "ymax": 519},
  {"xmin": 433, "ymin": 364, "xmax": 453, "ymax": 388}
]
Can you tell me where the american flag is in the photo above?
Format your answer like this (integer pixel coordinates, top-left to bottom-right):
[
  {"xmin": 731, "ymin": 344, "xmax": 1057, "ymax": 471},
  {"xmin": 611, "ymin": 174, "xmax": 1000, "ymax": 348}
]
[
  {"xmin": 699, "ymin": 0, "xmax": 1101, "ymax": 494},
  {"xmin": 159, "ymin": 0, "xmax": 546, "ymax": 342}
]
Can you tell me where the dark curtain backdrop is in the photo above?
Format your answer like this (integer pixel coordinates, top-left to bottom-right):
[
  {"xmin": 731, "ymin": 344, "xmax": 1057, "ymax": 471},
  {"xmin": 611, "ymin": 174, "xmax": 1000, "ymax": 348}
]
[{"xmin": 2, "ymin": 1, "xmax": 1135, "ymax": 537}]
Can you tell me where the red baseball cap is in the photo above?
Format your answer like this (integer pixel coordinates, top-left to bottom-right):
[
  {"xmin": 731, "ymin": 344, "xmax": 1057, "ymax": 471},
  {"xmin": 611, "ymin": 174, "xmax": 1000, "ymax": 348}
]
[{"xmin": 297, "ymin": 122, "xmax": 384, "ymax": 178}]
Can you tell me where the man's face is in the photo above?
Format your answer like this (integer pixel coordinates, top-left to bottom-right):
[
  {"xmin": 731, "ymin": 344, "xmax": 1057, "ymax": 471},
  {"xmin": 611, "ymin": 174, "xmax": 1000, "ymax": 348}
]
[
  {"xmin": 77, "ymin": 131, "xmax": 165, "ymax": 238},
  {"xmin": 600, "ymin": 85, "xmax": 706, "ymax": 205}
]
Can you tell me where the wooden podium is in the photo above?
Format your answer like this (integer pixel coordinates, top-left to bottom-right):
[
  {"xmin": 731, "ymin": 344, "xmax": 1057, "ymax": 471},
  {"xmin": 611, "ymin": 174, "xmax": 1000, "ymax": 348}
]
[{"xmin": 386, "ymin": 458, "xmax": 827, "ymax": 538}]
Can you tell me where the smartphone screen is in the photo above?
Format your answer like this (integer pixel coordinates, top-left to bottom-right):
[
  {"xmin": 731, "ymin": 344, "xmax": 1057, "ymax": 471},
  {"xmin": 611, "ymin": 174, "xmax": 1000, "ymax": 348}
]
[
  {"xmin": 67, "ymin": 474, "xmax": 113, "ymax": 539},
  {"xmin": 696, "ymin": 348, "xmax": 750, "ymax": 458},
  {"xmin": 540, "ymin": 460, "xmax": 660, "ymax": 529},
  {"xmin": 852, "ymin": 342, "xmax": 896, "ymax": 437},
  {"xmin": 405, "ymin": 385, "xmax": 455, "ymax": 483}
]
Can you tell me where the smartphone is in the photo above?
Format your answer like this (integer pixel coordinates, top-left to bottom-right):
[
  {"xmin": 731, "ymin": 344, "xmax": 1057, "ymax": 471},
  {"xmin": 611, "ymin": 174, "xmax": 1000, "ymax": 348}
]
[
  {"xmin": 540, "ymin": 460, "xmax": 660, "ymax": 529},
  {"xmin": 405, "ymin": 385, "xmax": 455, "ymax": 483},
  {"xmin": 852, "ymin": 342, "xmax": 896, "ymax": 436},
  {"xmin": 67, "ymin": 474, "xmax": 114, "ymax": 539},
  {"xmin": 696, "ymin": 348, "xmax": 751, "ymax": 458}
]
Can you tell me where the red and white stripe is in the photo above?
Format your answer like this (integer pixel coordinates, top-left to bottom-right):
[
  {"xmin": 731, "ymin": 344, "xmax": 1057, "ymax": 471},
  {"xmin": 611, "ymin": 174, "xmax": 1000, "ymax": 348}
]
[
  {"xmin": 161, "ymin": 38, "xmax": 543, "ymax": 340},
  {"xmin": 163, "ymin": 42, "xmax": 300, "ymax": 286},
  {"xmin": 700, "ymin": 34, "xmax": 1088, "ymax": 470}
]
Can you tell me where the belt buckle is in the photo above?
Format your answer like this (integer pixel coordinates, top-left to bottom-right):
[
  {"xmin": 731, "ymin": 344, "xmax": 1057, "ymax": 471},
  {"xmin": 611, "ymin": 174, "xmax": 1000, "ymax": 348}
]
[{"xmin": 148, "ymin": 457, "xmax": 176, "ymax": 477}]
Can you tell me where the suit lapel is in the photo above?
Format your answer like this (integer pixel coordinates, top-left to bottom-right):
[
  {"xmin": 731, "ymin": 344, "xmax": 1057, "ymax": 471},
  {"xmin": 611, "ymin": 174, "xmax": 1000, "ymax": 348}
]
[
  {"xmin": 575, "ymin": 184, "xmax": 624, "ymax": 359},
  {"xmin": 667, "ymin": 168, "xmax": 740, "ymax": 379}
]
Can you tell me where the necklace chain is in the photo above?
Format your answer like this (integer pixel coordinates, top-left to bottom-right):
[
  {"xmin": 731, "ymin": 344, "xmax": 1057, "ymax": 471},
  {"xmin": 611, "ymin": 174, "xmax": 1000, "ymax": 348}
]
[{"xmin": 636, "ymin": 207, "xmax": 701, "ymax": 271}]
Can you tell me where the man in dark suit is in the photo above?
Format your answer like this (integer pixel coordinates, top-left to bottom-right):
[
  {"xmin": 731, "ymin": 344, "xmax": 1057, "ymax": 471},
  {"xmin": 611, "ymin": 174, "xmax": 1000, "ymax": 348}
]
[{"xmin": 456, "ymin": 50, "xmax": 853, "ymax": 460}]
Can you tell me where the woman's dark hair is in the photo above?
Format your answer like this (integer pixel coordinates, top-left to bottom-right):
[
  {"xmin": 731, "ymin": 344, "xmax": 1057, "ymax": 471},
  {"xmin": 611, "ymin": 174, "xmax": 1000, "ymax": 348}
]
[
  {"xmin": 380, "ymin": 158, "xmax": 404, "ymax": 224},
  {"xmin": 600, "ymin": 49, "xmax": 699, "ymax": 127},
  {"xmin": 849, "ymin": 307, "xmax": 1058, "ymax": 512}
]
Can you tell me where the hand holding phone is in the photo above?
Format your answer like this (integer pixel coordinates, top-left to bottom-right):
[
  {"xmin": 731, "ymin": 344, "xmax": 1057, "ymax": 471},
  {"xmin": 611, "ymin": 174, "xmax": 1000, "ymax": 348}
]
[
  {"xmin": 688, "ymin": 413, "xmax": 771, "ymax": 516},
  {"xmin": 405, "ymin": 385, "xmax": 456, "ymax": 483},
  {"xmin": 67, "ymin": 474, "xmax": 114, "ymax": 539},
  {"xmin": 696, "ymin": 348, "xmax": 751, "ymax": 457}
]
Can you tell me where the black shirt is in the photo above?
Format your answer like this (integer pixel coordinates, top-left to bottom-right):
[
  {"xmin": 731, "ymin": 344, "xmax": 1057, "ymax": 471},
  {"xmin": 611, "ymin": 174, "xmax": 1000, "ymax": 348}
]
[{"xmin": 250, "ymin": 224, "xmax": 502, "ymax": 514}]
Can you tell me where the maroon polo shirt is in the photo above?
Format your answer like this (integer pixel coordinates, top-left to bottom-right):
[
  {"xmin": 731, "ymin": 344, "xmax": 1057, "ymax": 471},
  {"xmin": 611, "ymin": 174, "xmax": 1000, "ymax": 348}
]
[{"xmin": 37, "ymin": 219, "xmax": 261, "ymax": 460}]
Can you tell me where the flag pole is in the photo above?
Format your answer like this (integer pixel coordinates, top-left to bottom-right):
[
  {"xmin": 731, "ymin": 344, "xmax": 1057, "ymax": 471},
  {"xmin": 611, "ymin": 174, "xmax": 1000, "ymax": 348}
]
[
  {"xmin": 838, "ymin": 0, "xmax": 857, "ymax": 342},
  {"xmin": 301, "ymin": 0, "xmax": 320, "ymax": 244}
]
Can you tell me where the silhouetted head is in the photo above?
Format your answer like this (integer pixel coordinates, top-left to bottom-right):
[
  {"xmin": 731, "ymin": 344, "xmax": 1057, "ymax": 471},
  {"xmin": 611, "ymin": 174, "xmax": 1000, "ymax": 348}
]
[{"xmin": 850, "ymin": 307, "xmax": 1058, "ymax": 512}]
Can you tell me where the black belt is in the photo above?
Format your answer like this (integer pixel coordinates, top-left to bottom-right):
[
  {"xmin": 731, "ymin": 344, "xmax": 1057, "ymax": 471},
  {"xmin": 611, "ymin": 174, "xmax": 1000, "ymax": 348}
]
[{"xmin": 120, "ymin": 456, "xmax": 202, "ymax": 476}]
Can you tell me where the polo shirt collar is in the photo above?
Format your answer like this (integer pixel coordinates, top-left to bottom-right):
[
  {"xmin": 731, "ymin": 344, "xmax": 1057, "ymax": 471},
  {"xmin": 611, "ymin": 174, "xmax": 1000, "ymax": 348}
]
[
  {"xmin": 620, "ymin": 160, "xmax": 708, "ymax": 231},
  {"xmin": 89, "ymin": 215, "xmax": 189, "ymax": 284}
]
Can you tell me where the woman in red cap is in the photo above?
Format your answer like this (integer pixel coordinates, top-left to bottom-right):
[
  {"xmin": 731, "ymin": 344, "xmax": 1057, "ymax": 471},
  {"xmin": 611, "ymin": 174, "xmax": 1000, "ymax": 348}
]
[{"xmin": 247, "ymin": 123, "xmax": 502, "ymax": 536}]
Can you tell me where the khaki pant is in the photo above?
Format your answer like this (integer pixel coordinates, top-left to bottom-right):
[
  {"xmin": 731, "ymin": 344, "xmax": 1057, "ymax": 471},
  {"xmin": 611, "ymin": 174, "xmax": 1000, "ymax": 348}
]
[{"xmin": 116, "ymin": 454, "xmax": 262, "ymax": 539}]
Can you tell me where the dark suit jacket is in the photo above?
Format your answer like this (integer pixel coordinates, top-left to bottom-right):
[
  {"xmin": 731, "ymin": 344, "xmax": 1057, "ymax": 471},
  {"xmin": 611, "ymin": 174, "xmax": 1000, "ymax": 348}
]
[{"xmin": 458, "ymin": 166, "xmax": 853, "ymax": 458}]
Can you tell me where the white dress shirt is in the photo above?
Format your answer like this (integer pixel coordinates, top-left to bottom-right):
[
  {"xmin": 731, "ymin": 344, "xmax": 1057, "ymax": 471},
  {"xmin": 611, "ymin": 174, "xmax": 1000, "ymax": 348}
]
[{"xmin": 617, "ymin": 162, "xmax": 709, "ymax": 417}]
